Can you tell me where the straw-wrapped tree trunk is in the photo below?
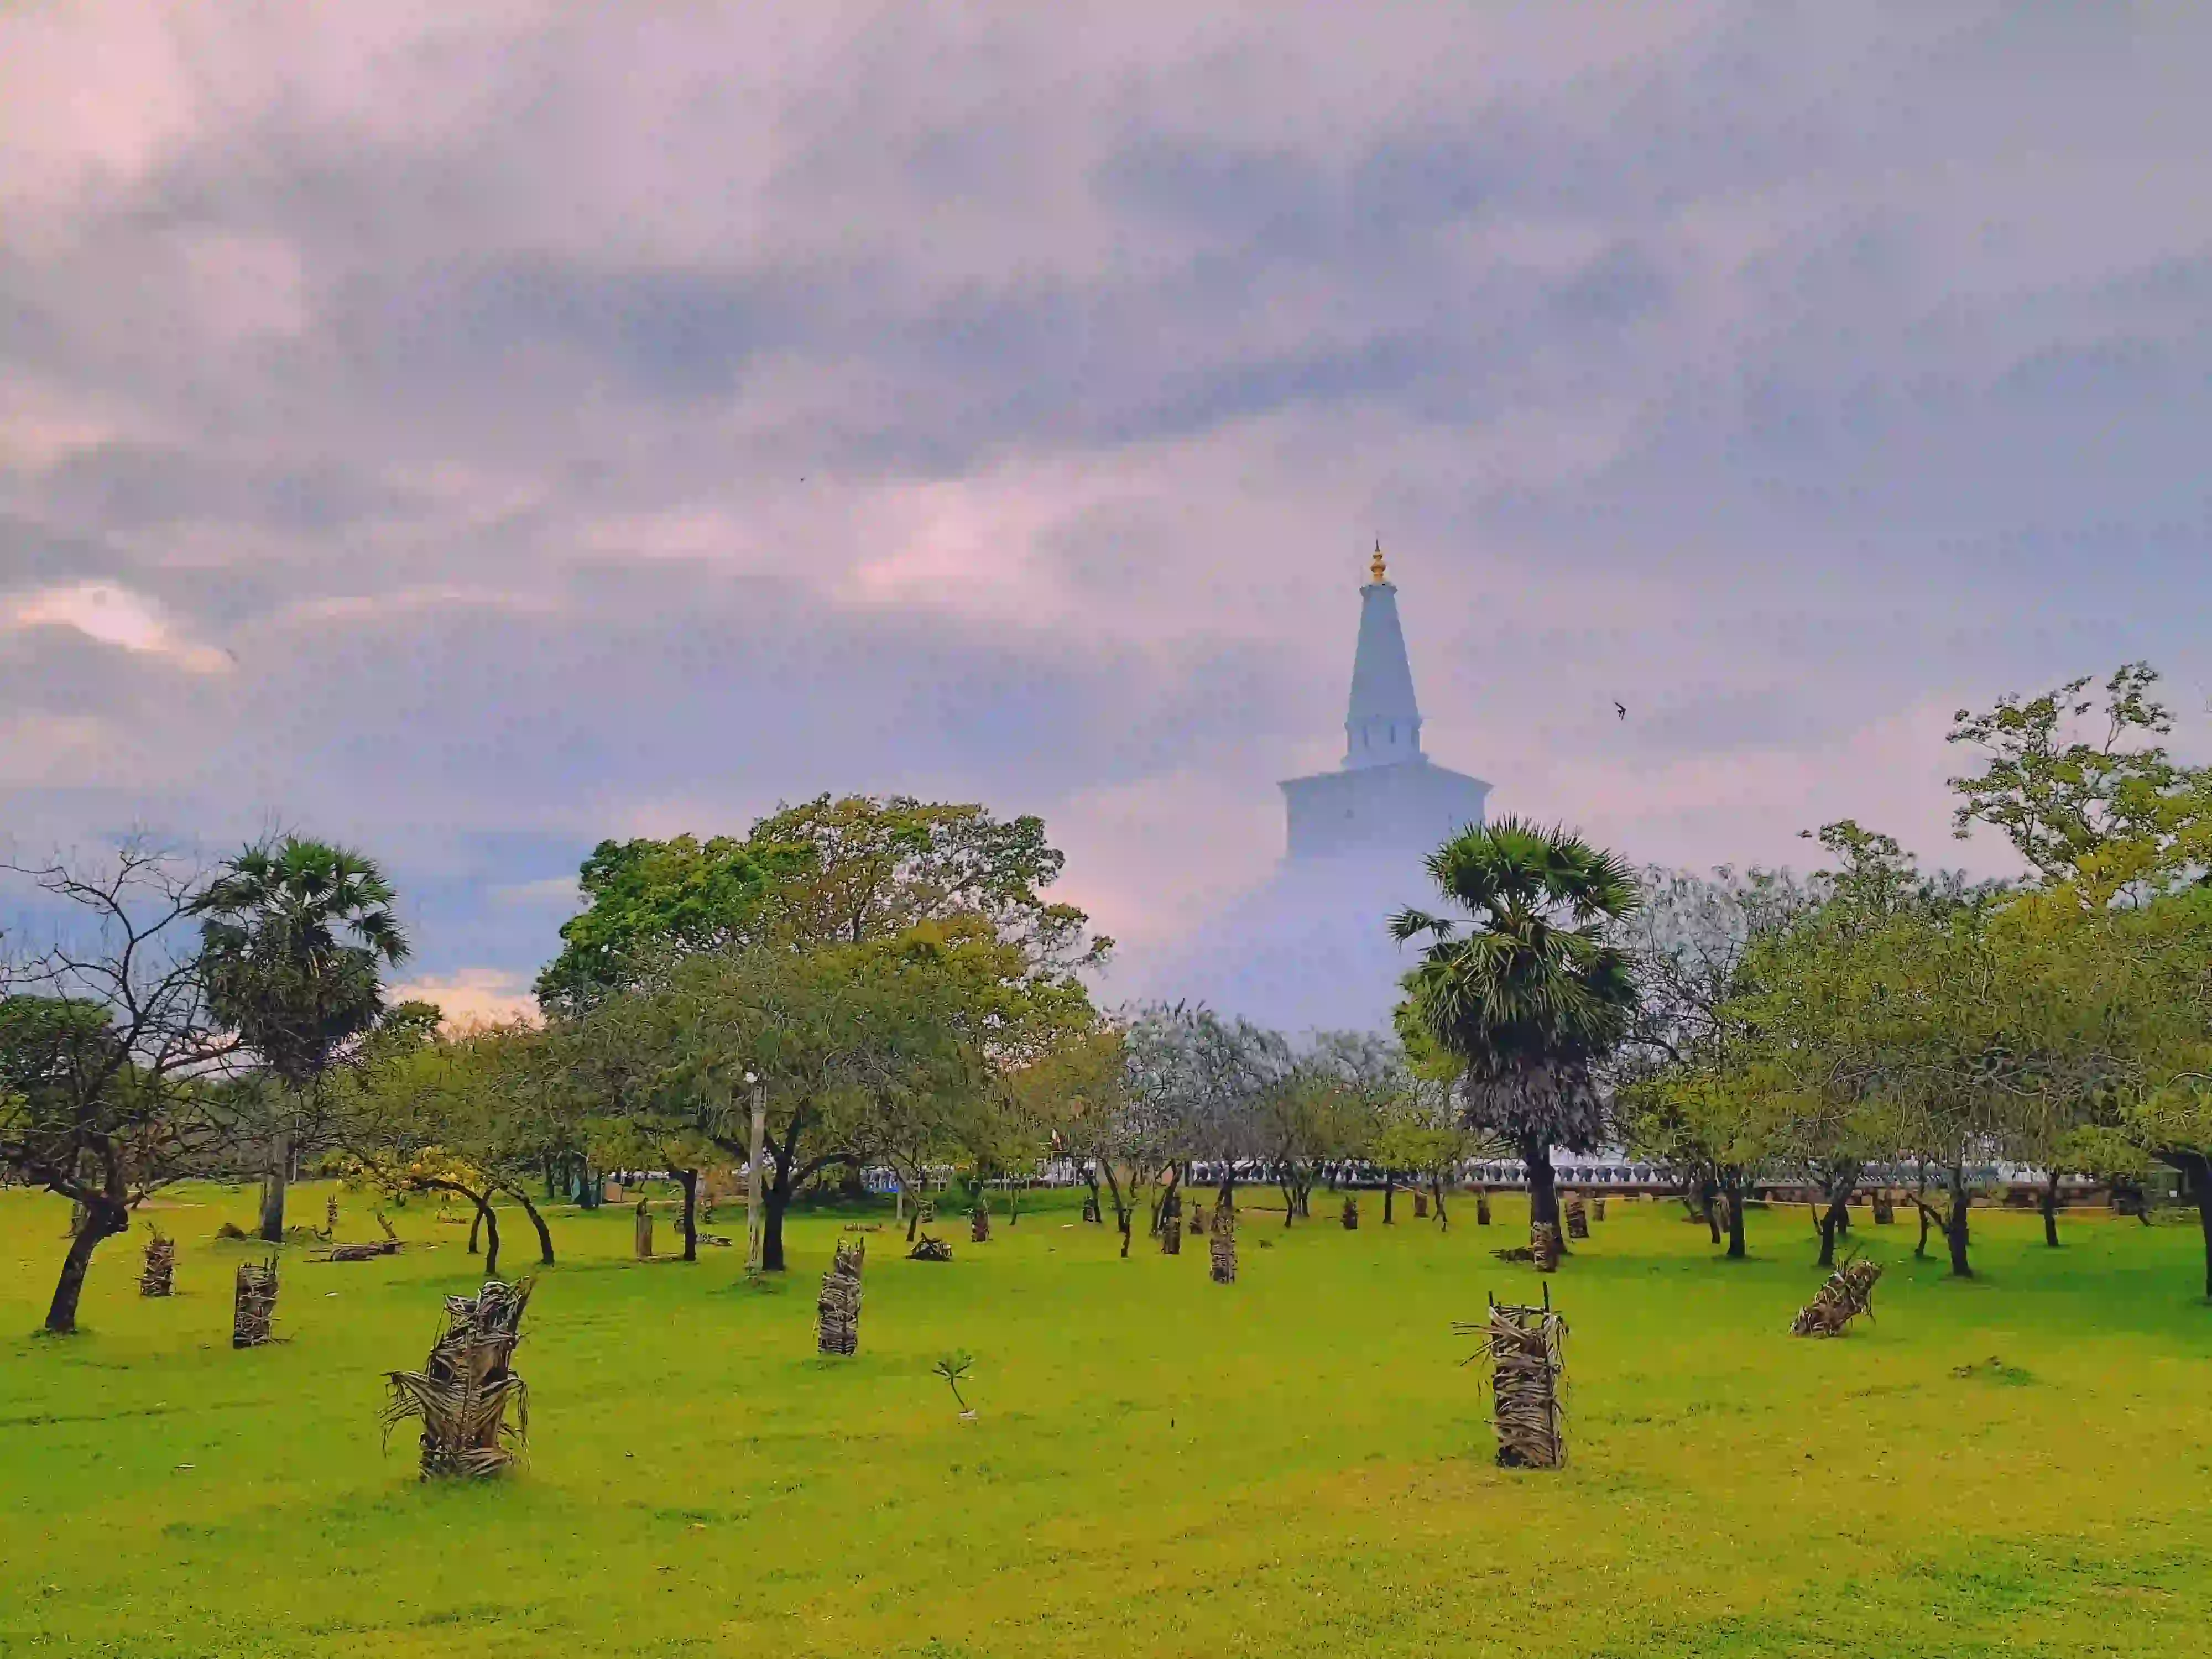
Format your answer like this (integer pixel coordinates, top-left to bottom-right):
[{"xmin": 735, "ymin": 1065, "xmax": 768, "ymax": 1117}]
[
  {"xmin": 382, "ymin": 1278, "xmax": 534, "ymax": 1478},
  {"xmin": 232, "ymin": 1259, "xmax": 279, "ymax": 1348},
  {"xmin": 1460, "ymin": 1289, "xmax": 1568, "ymax": 1469},
  {"xmin": 1208, "ymin": 1207, "xmax": 1237, "ymax": 1284},
  {"xmin": 1790, "ymin": 1258, "xmax": 1882, "ymax": 1337},
  {"xmin": 1529, "ymin": 1222, "xmax": 1561, "ymax": 1273},
  {"xmin": 816, "ymin": 1238, "xmax": 864, "ymax": 1356},
  {"xmin": 140, "ymin": 1227, "xmax": 175, "ymax": 1297}
]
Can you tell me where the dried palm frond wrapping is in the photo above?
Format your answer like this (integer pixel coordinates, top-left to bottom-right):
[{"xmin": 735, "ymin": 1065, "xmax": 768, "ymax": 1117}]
[
  {"xmin": 320, "ymin": 1239, "xmax": 401, "ymax": 1262},
  {"xmin": 633, "ymin": 1200, "xmax": 654, "ymax": 1261},
  {"xmin": 140, "ymin": 1227, "xmax": 176, "ymax": 1297},
  {"xmin": 1564, "ymin": 1197, "xmax": 1590, "ymax": 1240},
  {"xmin": 1790, "ymin": 1258, "xmax": 1884, "ymax": 1338},
  {"xmin": 909, "ymin": 1233, "xmax": 953, "ymax": 1262},
  {"xmin": 1530, "ymin": 1222, "xmax": 1562, "ymax": 1273},
  {"xmin": 1341, "ymin": 1195, "xmax": 1359, "ymax": 1230},
  {"xmin": 382, "ymin": 1278, "xmax": 535, "ymax": 1479},
  {"xmin": 971, "ymin": 1204, "xmax": 992, "ymax": 1244},
  {"xmin": 1209, "ymin": 1211, "xmax": 1237, "ymax": 1284},
  {"xmin": 1871, "ymin": 1193, "xmax": 1896, "ymax": 1225},
  {"xmin": 1457, "ymin": 1289, "xmax": 1568, "ymax": 1470},
  {"xmin": 232, "ymin": 1259, "xmax": 279, "ymax": 1348},
  {"xmin": 1413, "ymin": 1191, "xmax": 1430, "ymax": 1220},
  {"xmin": 817, "ymin": 1238, "xmax": 864, "ymax": 1356}
]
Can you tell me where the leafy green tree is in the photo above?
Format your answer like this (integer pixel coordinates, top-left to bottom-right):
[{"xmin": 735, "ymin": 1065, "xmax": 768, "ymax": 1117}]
[
  {"xmin": 194, "ymin": 837, "xmax": 409, "ymax": 1241},
  {"xmin": 1390, "ymin": 818, "xmax": 1641, "ymax": 1253},
  {"xmin": 2008, "ymin": 883, "xmax": 2212, "ymax": 1295},
  {"xmin": 1370, "ymin": 1079, "xmax": 1486, "ymax": 1227},
  {"xmin": 1123, "ymin": 1003, "xmax": 1286, "ymax": 1223},
  {"xmin": 534, "ymin": 835, "xmax": 797, "ymax": 1017},
  {"xmin": 640, "ymin": 925, "xmax": 1021, "ymax": 1271},
  {"xmin": 745, "ymin": 795, "xmax": 1111, "ymax": 969},
  {"xmin": 535, "ymin": 797, "xmax": 1111, "ymax": 1016},
  {"xmin": 1615, "ymin": 864, "xmax": 1816, "ymax": 1255},
  {"xmin": 1949, "ymin": 661, "xmax": 2210, "ymax": 894}
]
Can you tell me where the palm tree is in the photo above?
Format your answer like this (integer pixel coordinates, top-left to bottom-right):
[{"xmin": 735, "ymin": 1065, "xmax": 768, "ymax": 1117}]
[
  {"xmin": 195, "ymin": 837, "xmax": 410, "ymax": 1241},
  {"xmin": 1390, "ymin": 818, "xmax": 1640, "ymax": 1255}
]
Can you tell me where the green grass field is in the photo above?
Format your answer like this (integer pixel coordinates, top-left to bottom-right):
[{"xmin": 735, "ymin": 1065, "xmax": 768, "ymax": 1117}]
[{"xmin": 3, "ymin": 1183, "xmax": 2209, "ymax": 1658}]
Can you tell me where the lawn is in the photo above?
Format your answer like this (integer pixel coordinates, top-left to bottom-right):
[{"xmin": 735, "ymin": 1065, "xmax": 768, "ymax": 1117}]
[{"xmin": 2, "ymin": 1182, "xmax": 2209, "ymax": 1658}]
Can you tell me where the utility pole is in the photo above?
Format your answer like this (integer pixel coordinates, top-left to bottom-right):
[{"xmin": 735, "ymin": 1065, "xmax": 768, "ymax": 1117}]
[{"xmin": 744, "ymin": 1071, "xmax": 766, "ymax": 1275}]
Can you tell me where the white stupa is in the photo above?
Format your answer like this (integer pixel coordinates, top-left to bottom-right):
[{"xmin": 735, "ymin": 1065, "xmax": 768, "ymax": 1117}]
[{"xmin": 1146, "ymin": 546, "xmax": 1490, "ymax": 1034}]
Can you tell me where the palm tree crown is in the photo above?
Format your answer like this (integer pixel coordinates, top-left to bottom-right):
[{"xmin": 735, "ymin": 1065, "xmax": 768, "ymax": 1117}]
[
  {"xmin": 195, "ymin": 837, "xmax": 411, "ymax": 1085},
  {"xmin": 1391, "ymin": 816, "xmax": 1641, "ymax": 1087}
]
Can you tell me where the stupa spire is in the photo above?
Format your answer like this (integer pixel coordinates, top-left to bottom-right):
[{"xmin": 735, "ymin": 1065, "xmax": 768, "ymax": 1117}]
[{"xmin": 1344, "ymin": 543, "xmax": 1422, "ymax": 769}]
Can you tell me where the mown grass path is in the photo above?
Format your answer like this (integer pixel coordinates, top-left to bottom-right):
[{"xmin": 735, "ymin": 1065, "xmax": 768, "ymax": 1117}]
[{"xmin": 3, "ymin": 1184, "xmax": 2208, "ymax": 1657}]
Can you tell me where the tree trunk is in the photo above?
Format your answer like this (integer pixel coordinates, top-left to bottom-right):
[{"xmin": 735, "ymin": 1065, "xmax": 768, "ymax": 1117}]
[
  {"xmin": 1816, "ymin": 1193, "xmax": 1850, "ymax": 1267},
  {"xmin": 763, "ymin": 1181, "xmax": 790, "ymax": 1272},
  {"xmin": 258, "ymin": 1130, "xmax": 290, "ymax": 1243},
  {"xmin": 678, "ymin": 1169, "xmax": 699, "ymax": 1264},
  {"xmin": 517, "ymin": 1191, "xmax": 556, "ymax": 1266},
  {"xmin": 475, "ymin": 1196, "xmax": 502, "ymax": 1279},
  {"xmin": 44, "ymin": 1199, "xmax": 126, "ymax": 1336},
  {"xmin": 1524, "ymin": 1137, "xmax": 1562, "ymax": 1254},
  {"xmin": 2041, "ymin": 1172, "xmax": 2062, "ymax": 1248},
  {"xmin": 2182, "ymin": 1154, "xmax": 2212, "ymax": 1300},
  {"xmin": 1524, "ymin": 1139, "xmax": 1558, "ymax": 1230},
  {"xmin": 1697, "ymin": 1177, "xmax": 1722, "ymax": 1245},
  {"xmin": 1947, "ymin": 1179, "xmax": 1973, "ymax": 1279}
]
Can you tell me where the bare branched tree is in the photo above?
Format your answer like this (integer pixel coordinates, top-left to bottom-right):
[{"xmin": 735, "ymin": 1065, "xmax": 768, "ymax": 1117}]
[{"xmin": 1, "ymin": 842, "xmax": 238, "ymax": 1334}]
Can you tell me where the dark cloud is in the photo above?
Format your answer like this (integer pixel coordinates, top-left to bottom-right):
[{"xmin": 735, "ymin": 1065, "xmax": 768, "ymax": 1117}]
[{"xmin": 3, "ymin": 1, "xmax": 2210, "ymax": 1002}]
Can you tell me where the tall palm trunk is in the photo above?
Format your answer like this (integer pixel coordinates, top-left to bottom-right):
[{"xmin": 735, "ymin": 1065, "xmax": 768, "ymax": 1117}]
[{"xmin": 1523, "ymin": 1135, "xmax": 1560, "ymax": 1234}]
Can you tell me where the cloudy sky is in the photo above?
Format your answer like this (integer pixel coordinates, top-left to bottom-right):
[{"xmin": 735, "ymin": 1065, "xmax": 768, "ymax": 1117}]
[{"xmin": 4, "ymin": 3, "xmax": 2209, "ymax": 1020}]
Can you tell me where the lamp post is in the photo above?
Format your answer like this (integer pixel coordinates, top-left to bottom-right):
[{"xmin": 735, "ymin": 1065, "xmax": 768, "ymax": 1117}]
[{"xmin": 744, "ymin": 1071, "xmax": 766, "ymax": 1275}]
